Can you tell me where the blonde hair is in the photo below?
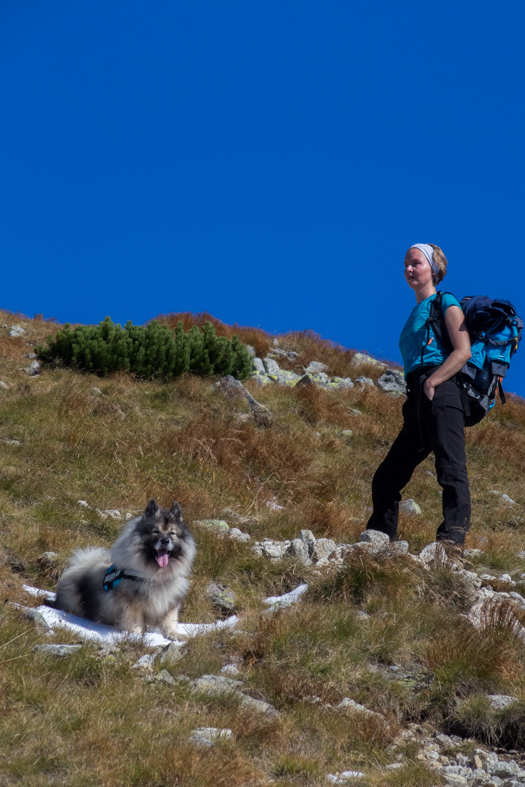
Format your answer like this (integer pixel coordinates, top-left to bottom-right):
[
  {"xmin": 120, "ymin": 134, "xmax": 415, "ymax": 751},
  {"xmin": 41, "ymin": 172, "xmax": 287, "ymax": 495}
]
[{"xmin": 428, "ymin": 243, "xmax": 448, "ymax": 284}]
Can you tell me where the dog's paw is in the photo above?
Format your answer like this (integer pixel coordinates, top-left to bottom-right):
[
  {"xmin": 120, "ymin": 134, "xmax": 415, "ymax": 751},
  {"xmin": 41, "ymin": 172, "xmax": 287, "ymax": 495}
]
[{"xmin": 163, "ymin": 624, "xmax": 179, "ymax": 640}]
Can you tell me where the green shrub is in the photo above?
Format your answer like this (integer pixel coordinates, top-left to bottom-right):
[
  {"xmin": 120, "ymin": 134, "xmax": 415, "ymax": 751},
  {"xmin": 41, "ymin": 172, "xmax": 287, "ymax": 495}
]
[{"xmin": 36, "ymin": 317, "xmax": 253, "ymax": 381}]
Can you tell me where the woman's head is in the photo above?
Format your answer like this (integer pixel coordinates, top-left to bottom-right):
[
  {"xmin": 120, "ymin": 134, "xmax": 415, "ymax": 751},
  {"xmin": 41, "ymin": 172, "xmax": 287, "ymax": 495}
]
[{"xmin": 405, "ymin": 243, "xmax": 448, "ymax": 286}]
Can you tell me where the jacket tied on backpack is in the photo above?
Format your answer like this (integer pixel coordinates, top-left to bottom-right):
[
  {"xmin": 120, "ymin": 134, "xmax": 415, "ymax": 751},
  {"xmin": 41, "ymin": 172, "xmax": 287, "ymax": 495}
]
[{"xmin": 427, "ymin": 293, "xmax": 523, "ymax": 426}]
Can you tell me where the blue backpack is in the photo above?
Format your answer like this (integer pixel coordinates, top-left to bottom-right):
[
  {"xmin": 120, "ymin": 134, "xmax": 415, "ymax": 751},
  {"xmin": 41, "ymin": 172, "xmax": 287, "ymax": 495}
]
[{"xmin": 428, "ymin": 293, "xmax": 523, "ymax": 426}]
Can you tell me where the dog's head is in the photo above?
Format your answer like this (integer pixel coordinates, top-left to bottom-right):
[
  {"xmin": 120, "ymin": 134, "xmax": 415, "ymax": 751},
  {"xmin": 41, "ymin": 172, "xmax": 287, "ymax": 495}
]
[{"xmin": 138, "ymin": 499, "xmax": 193, "ymax": 569}]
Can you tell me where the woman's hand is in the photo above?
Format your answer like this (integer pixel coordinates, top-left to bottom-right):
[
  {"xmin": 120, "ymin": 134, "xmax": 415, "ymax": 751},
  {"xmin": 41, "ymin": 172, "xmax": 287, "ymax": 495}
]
[{"xmin": 424, "ymin": 378, "xmax": 436, "ymax": 401}]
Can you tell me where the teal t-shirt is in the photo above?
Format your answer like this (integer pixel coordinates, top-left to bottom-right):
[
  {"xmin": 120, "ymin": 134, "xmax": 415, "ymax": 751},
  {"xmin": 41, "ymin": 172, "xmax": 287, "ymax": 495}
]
[{"xmin": 399, "ymin": 292, "xmax": 461, "ymax": 376}]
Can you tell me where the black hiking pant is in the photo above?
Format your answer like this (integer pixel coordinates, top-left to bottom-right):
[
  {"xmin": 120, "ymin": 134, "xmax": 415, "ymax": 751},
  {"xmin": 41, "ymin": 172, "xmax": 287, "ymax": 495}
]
[{"xmin": 366, "ymin": 368, "xmax": 471, "ymax": 545}]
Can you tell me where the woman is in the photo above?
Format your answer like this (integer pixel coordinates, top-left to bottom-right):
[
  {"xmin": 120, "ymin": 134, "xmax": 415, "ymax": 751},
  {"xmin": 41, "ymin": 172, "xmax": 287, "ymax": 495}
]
[{"xmin": 366, "ymin": 243, "xmax": 472, "ymax": 549}]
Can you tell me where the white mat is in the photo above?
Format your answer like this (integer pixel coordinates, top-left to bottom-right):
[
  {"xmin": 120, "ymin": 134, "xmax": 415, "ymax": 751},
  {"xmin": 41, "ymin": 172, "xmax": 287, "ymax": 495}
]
[{"xmin": 21, "ymin": 582, "xmax": 309, "ymax": 646}]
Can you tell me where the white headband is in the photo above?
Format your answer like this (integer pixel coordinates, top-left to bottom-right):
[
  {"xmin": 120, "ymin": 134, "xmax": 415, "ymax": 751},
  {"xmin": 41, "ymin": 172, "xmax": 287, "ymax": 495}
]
[{"xmin": 409, "ymin": 243, "xmax": 439, "ymax": 279}]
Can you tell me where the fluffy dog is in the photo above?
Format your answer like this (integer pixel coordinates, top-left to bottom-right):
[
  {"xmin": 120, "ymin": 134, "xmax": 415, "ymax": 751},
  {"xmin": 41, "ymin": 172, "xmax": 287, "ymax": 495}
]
[{"xmin": 54, "ymin": 499, "xmax": 196, "ymax": 638}]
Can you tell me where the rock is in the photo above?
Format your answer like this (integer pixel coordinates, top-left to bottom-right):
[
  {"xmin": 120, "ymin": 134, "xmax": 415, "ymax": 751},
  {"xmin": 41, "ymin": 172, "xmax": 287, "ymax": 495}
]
[
  {"xmin": 487, "ymin": 694, "xmax": 519, "ymax": 710},
  {"xmin": 338, "ymin": 429, "xmax": 353, "ymax": 440},
  {"xmin": 311, "ymin": 538, "xmax": 337, "ymax": 562},
  {"xmin": 252, "ymin": 357, "xmax": 265, "ymax": 373},
  {"xmin": 100, "ymin": 509, "xmax": 121, "ymax": 520},
  {"xmin": 32, "ymin": 644, "xmax": 82, "ymax": 657},
  {"xmin": 8, "ymin": 325, "xmax": 25, "ymax": 337},
  {"xmin": 8, "ymin": 602, "xmax": 55, "ymax": 634},
  {"xmin": 350, "ymin": 353, "xmax": 386, "ymax": 370},
  {"xmin": 275, "ymin": 369, "xmax": 302, "ymax": 386},
  {"xmin": 160, "ymin": 642, "xmax": 184, "ymax": 665},
  {"xmin": 131, "ymin": 654, "xmax": 156, "ymax": 672},
  {"xmin": 295, "ymin": 373, "xmax": 314, "ymax": 387},
  {"xmin": 347, "ymin": 408, "xmax": 361, "ymax": 416},
  {"xmin": 212, "ymin": 375, "xmax": 272, "ymax": 426},
  {"xmin": 328, "ymin": 377, "xmax": 354, "ymax": 390},
  {"xmin": 419, "ymin": 542, "xmax": 447, "ymax": 564},
  {"xmin": 190, "ymin": 674, "xmax": 280, "ymax": 718},
  {"xmin": 220, "ymin": 664, "xmax": 242, "ymax": 677},
  {"xmin": 263, "ymin": 357, "xmax": 281, "ymax": 375},
  {"xmin": 501, "ymin": 494, "xmax": 516, "ymax": 505},
  {"xmin": 193, "ymin": 519, "xmax": 230, "ymax": 534},
  {"xmin": 464, "ymin": 548, "xmax": 484, "ymax": 558},
  {"xmin": 152, "ymin": 669, "xmax": 178, "ymax": 686},
  {"xmin": 377, "ymin": 369, "xmax": 407, "ymax": 394},
  {"xmin": 23, "ymin": 360, "xmax": 40, "ymax": 376},
  {"xmin": 261, "ymin": 539, "xmax": 288, "ymax": 559},
  {"xmin": 299, "ymin": 529, "xmax": 316, "ymax": 553},
  {"xmin": 245, "ymin": 345, "xmax": 256, "ymax": 358},
  {"xmin": 327, "ymin": 772, "xmax": 366, "ymax": 783},
  {"xmin": 359, "ymin": 529, "xmax": 390, "ymax": 548},
  {"xmin": 311, "ymin": 372, "xmax": 330, "ymax": 386},
  {"xmin": 206, "ymin": 582, "xmax": 237, "ymax": 612},
  {"xmin": 228, "ymin": 527, "xmax": 250, "ymax": 543},
  {"xmin": 0, "ymin": 381, "xmax": 9, "ymax": 389},
  {"xmin": 25, "ymin": 352, "xmax": 37, "ymax": 359},
  {"xmin": 517, "ymin": 551, "xmax": 525, "ymax": 560},
  {"xmin": 189, "ymin": 727, "xmax": 234, "ymax": 747},
  {"xmin": 250, "ymin": 371, "xmax": 273, "ymax": 385},
  {"xmin": 77, "ymin": 500, "xmax": 91, "ymax": 508},
  {"xmin": 336, "ymin": 698, "xmax": 388, "ymax": 725},
  {"xmin": 266, "ymin": 500, "xmax": 284, "ymax": 511},
  {"xmin": 400, "ymin": 498, "xmax": 421, "ymax": 515},
  {"xmin": 389, "ymin": 540, "xmax": 409, "ymax": 555},
  {"xmin": 287, "ymin": 538, "xmax": 311, "ymax": 564},
  {"xmin": 238, "ymin": 695, "xmax": 280, "ymax": 718},
  {"xmin": 305, "ymin": 361, "xmax": 329, "ymax": 374},
  {"xmin": 38, "ymin": 551, "xmax": 59, "ymax": 570},
  {"xmin": 355, "ymin": 376, "xmax": 374, "ymax": 387},
  {"xmin": 191, "ymin": 674, "xmax": 244, "ymax": 696}
]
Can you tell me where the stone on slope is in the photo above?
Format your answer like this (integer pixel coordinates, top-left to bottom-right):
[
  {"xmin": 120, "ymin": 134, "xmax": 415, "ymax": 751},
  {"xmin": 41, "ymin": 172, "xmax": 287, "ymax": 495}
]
[
  {"xmin": 419, "ymin": 542, "xmax": 447, "ymax": 564},
  {"xmin": 311, "ymin": 538, "xmax": 336, "ymax": 562},
  {"xmin": 8, "ymin": 325, "xmax": 25, "ymax": 337},
  {"xmin": 328, "ymin": 377, "xmax": 354, "ymax": 390},
  {"xmin": 399, "ymin": 498, "xmax": 421, "ymax": 515},
  {"xmin": 336, "ymin": 698, "xmax": 388, "ymax": 725},
  {"xmin": 32, "ymin": 644, "xmax": 82, "ymax": 657},
  {"xmin": 193, "ymin": 519, "xmax": 230, "ymax": 534},
  {"xmin": 355, "ymin": 376, "xmax": 374, "ymax": 387},
  {"xmin": 487, "ymin": 694, "xmax": 519, "ymax": 710},
  {"xmin": 252, "ymin": 357, "xmax": 265, "ymax": 373},
  {"xmin": 287, "ymin": 538, "xmax": 311, "ymax": 564},
  {"xmin": 206, "ymin": 582, "xmax": 237, "ymax": 613},
  {"xmin": 189, "ymin": 727, "xmax": 234, "ymax": 747},
  {"xmin": 305, "ymin": 361, "xmax": 329, "ymax": 374},
  {"xmin": 377, "ymin": 369, "xmax": 407, "ymax": 394},
  {"xmin": 263, "ymin": 357, "xmax": 281, "ymax": 375},
  {"xmin": 350, "ymin": 353, "xmax": 386, "ymax": 370},
  {"xmin": 23, "ymin": 360, "xmax": 40, "ymax": 376},
  {"xmin": 359, "ymin": 529, "xmax": 390, "ymax": 548},
  {"xmin": 228, "ymin": 527, "xmax": 250, "ymax": 543},
  {"xmin": 212, "ymin": 375, "xmax": 272, "ymax": 426}
]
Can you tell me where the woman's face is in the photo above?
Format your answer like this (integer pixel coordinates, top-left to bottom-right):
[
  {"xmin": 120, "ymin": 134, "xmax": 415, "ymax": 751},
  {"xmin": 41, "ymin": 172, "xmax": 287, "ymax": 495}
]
[{"xmin": 404, "ymin": 248, "xmax": 434, "ymax": 290}]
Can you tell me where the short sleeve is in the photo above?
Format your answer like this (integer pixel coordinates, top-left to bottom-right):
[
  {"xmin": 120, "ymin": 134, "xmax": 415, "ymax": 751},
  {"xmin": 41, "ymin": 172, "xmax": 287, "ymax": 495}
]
[{"xmin": 441, "ymin": 292, "xmax": 462, "ymax": 317}]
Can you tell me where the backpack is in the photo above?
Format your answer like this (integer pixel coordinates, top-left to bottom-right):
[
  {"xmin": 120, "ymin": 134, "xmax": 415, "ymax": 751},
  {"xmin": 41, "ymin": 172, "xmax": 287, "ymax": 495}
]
[{"xmin": 427, "ymin": 292, "xmax": 523, "ymax": 427}]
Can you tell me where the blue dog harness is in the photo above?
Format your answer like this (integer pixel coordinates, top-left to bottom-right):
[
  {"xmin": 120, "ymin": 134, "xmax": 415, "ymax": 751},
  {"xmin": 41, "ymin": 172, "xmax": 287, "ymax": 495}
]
[{"xmin": 103, "ymin": 564, "xmax": 143, "ymax": 591}]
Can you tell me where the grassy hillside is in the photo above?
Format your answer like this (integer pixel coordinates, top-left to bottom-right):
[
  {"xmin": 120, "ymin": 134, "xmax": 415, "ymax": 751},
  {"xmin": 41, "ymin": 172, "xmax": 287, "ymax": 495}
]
[{"xmin": 1, "ymin": 310, "xmax": 525, "ymax": 786}]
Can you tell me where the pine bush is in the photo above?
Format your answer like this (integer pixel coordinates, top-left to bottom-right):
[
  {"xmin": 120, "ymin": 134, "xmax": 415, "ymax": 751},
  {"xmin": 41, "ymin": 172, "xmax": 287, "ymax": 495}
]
[{"xmin": 36, "ymin": 317, "xmax": 253, "ymax": 381}]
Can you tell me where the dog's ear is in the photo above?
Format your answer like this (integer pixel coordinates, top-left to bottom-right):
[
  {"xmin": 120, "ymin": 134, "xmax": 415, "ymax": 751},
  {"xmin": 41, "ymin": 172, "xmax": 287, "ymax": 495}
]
[
  {"xmin": 145, "ymin": 499, "xmax": 158, "ymax": 518},
  {"xmin": 170, "ymin": 501, "xmax": 183, "ymax": 522}
]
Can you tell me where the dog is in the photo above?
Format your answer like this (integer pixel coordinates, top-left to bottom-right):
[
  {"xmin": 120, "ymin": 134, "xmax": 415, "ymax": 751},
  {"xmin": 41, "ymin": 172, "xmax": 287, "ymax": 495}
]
[{"xmin": 53, "ymin": 499, "xmax": 196, "ymax": 638}]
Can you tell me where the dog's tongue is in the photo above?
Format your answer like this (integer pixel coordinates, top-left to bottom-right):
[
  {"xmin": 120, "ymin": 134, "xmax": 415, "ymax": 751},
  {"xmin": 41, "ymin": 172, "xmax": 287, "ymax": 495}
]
[{"xmin": 156, "ymin": 549, "xmax": 169, "ymax": 568}]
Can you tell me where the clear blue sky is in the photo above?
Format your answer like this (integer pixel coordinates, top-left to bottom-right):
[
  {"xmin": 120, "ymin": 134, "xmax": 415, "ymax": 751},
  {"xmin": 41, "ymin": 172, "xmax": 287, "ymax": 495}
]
[{"xmin": 1, "ymin": 1, "xmax": 524, "ymax": 394}]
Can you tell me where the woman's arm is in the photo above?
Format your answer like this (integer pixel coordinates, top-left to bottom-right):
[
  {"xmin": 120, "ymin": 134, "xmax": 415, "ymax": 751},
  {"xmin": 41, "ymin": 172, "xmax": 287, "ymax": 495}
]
[{"xmin": 423, "ymin": 305, "xmax": 472, "ymax": 401}]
